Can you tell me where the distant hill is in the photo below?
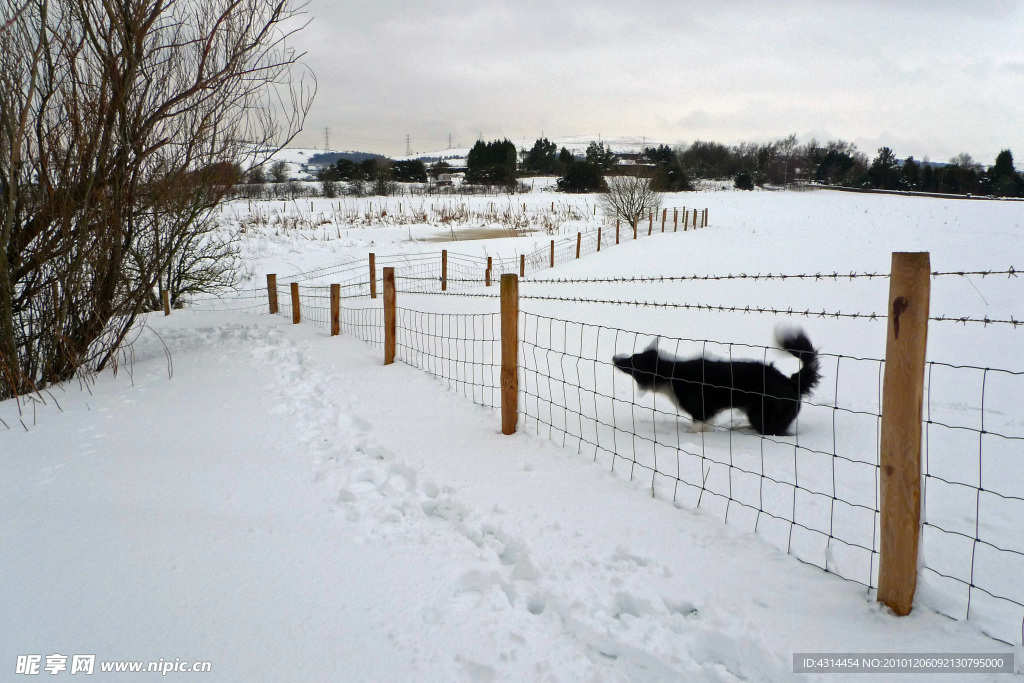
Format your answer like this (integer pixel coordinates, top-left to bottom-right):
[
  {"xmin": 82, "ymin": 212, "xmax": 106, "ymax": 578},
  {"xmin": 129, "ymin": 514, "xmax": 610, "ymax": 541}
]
[
  {"xmin": 305, "ymin": 151, "xmax": 387, "ymax": 168},
  {"xmin": 263, "ymin": 148, "xmax": 389, "ymax": 181}
]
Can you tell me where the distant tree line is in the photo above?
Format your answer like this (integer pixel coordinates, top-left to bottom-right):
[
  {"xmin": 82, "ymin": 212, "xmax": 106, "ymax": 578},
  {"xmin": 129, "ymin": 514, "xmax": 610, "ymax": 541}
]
[
  {"xmin": 863, "ymin": 148, "xmax": 1024, "ymax": 197},
  {"xmin": 314, "ymin": 158, "xmax": 429, "ymax": 184},
  {"xmin": 244, "ymin": 136, "xmax": 1024, "ymax": 201},
  {"xmin": 660, "ymin": 135, "xmax": 1024, "ymax": 198}
]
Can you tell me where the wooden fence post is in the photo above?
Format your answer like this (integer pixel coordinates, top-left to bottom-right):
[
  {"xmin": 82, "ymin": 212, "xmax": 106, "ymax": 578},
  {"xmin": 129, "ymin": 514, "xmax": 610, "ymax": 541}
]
[
  {"xmin": 330, "ymin": 284, "xmax": 340, "ymax": 336},
  {"xmin": 441, "ymin": 249, "xmax": 448, "ymax": 292},
  {"xmin": 704, "ymin": 208, "xmax": 709, "ymax": 227},
  {"xmin": 290, "ymin": 283, "xmax": 300, "ymax": 324},
  {"xmin": 684, "ymin": 211, "xmax": 689, "ymax": 231},
  {"xmin": 877, "ymin": 252, "xmax": 931, "ymax": 617},
  {"xmin": 576, "ymin": 232, "xmax": 582, "ymax": 258},
  {"xmin": 674, "ymin": 208, "xmax": 678, "ymax": 231},
  {"xmin": 550, "ymin": 240, "xmax": 555, "ymax": 268},
  {"xmin": 616, "ymin": 219, "xmax": 620, "ymax": 244},
  {"xmin": 500, "ymin": 274, "xmax": 519, "ymax": 435},
  {"xmin": 267, "ymin": 274, "xmax": 278, "ymax": 314},
  {"xmin": 383, "ymin": 267, "xmax": 396, "ymax": 365},
  {"xmin": 662, "ymin": 208, "xmax": 667, "ymax": 232},
  {"xmin": 162, "ymin": 291, "xmax": 171, "ymax": 316},
  {"xmin": 486, "ymin": 256, "xmax": 492, "ymax": 287},
  {"xmin": 369, "ymin": 253, "xmax": 377, "ymax": 299},
  {"xmin": 597, "ymin": 227, "xmax": 602, "ymax": 252},
  {"xmin": 648, "ymin": 212, "xmax": 653, "ymax": 236},
  {"xmin": 692, "ymin": 209, "xmax": 698, "ymax": 229},
  {"xmin": 520, "ymin": 254, "xmax": 525, "ymax": 277}
]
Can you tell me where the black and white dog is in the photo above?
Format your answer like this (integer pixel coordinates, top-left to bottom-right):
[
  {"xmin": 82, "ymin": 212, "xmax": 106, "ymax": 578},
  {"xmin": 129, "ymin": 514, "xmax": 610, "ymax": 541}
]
[{"xmin": 612, "ymin": 328, "xmax": 821, "ymax": 436}]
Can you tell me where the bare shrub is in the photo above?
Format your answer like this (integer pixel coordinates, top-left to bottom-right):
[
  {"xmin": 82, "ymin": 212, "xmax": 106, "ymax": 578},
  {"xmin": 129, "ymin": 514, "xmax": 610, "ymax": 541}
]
[
  {"xmin": 0, "ymin": 0, "xmax": 315, "ymax": 399},
  {"xmin": 599, "ymin": 175, "xmax": 663, "ymax": 228}
]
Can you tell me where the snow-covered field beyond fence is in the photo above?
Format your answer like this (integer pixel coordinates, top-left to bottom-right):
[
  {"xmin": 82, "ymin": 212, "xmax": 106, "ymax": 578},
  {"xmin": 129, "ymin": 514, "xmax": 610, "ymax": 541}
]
[{"xmin": 3, "ymin": 187, "xmax": 1023, "ymax": 681}]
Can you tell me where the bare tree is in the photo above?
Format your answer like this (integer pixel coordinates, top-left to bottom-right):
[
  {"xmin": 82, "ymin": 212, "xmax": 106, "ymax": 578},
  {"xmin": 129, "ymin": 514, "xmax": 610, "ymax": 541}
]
[
  {"xmin": 0, "ymin": 0, "xmax": 315, "ymax": 399},
  {"xmin": 949, "ymin": 152, "xmax": 982, "ymax": 172},
  {"xmin": 599, "ymin": 175, "xmax": 663, "ymax": 229},
  {"xmin": 776, "ymin": 134, "xmax": 799, "ymax": 188},
  {"xmin": 269, "ymin": 160, "xmax": 291, "ymax": 183}
]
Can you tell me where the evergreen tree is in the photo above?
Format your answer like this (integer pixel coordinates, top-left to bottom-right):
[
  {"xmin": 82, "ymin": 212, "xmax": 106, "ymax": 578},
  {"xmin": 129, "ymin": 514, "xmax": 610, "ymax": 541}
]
[
  {"xmin": 316, "ymin": 164, "xmax": 342, "ymax": 182},
  {"xmin": 557, "ymin": 160, "xmax": 605, "ymax": 193},
  {"xmin": 643, "ymin": 145, "xmax": 692, "ymax": 192},
  {"xmin": 524, "ymin": 137, "xmax": 558, "ymax": 174},
  {"xmin": 585, "ymin": 141, "xmax": 618, "ymax": 172},
  {"xmin": 902, "ymin": 157, "xmax": 921, "ymax": 190},
  {"xmin": 391, "ymin": 160, "xmax": 428, "ymax": 183},
  {"xmin": 358, "ymin": 158, "xmax": 378, "ymax": 180},
  {"xmin": 466, "ymin": 139, "xmax": 518, "ymax": 187},
  {"xmin": 814, "ymin": 141, "xmax": 866, "ymax": 186},
  {"xmin": 330, "ymin": 158, "xmax": 361, "ymax": 180},
  {"xmin": 992, "ymin": 149, "xmax": 1016, "ymax": 177},
  {"xmin": 868, "ymin": 147, "xmax": 902, "ymax": 190},
  {"xmin": 557, "ymin": 147, "xmax": 575, "ymax": 174},
  {"xmin": 986, "ymin": 150, "xmax": 1024, "ymax": 197},
  {"xmin": 734, "ymin": 171, "xmax": 754, "ymax": 191},
  {"xmin": 920, "ymin": 163, "xmax": 937, "ymax": 192},
  {"xmin": 642, "ymin": 145, "xmax": 676, "ymax": 166}
]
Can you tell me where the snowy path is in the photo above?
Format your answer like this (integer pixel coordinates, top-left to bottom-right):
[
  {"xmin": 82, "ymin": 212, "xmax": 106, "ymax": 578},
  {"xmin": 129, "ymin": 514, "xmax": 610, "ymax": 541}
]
[{"xmin": 1, "ymin": 313, "xmax": 1019, "ymax": 681}]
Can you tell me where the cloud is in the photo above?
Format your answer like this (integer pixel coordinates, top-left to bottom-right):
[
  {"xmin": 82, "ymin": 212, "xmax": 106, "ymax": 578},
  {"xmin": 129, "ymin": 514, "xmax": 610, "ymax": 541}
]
[{"xmin": 291, "ymin": 1, "xmax": 1024, "ymax": 159}]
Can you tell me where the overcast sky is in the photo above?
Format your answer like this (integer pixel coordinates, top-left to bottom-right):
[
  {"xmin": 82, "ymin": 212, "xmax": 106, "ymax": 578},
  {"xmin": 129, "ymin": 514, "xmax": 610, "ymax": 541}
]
[{"xmin": 290, "ymin": 1, "xmax": 1024, "ymax": 164}]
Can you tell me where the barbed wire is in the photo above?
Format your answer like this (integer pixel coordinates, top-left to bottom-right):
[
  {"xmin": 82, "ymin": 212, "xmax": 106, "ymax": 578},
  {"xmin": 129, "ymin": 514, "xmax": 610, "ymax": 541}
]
[
  {"xmin": 931, "ymin": 314, "xmax": 1023, "ymax": 327},
  {"xmin": 932, "ymin": 268, "xmax": 1019, "ymax": 278},
  {"xmin": 524, "ymin": 272, "xmax": 892, "ymax": 284},
  {"xmin": 513, "ymin": 268, "xmax": 1023, "ymax": 285},
  {"xmin": 395, "ymin": 268, "xmax": 1023, "ymax": 288},
  {"xmin": 393, "ymin": 290, "xmax": 1024, "ymax": 328}
]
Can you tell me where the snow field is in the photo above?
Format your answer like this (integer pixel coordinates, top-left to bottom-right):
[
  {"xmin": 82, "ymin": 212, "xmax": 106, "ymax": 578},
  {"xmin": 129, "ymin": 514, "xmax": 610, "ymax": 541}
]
[
  {"xmin": 4, "ymin": 187, "xmax": 1024, "ymax": 680},
  {"xmin": 218, "ymin": 187, "xmax": 1024, "ymax": 647}
]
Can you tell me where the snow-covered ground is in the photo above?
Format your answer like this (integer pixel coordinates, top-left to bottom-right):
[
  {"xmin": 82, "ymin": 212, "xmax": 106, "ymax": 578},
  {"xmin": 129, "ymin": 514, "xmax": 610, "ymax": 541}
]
[{"xmin": 3, "ymin": 188, "xmax": 1023, "ymax": 681}]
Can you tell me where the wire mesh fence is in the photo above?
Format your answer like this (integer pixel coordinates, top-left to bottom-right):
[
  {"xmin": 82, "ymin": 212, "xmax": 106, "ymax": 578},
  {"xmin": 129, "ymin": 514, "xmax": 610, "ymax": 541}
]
[
  {"xmin": 270, "ymin": 210, "xmax": 709, "ymax": 296},
  {"xmin": 396, "ymin": 309, "xmax": 501, "ymax": 408},
  {"xmin": 517, "ymin": 314, "xmax": 885, "ymax": 590},
  {"xmin": 341, "ymin": 305, "xmax": 384, "ymax": 348},
  {"xmin": 920, "ymin": 361, "xmax": 1024, "ymax": 645},
  {"xmin": 379, "ymin": 304, "xmax": 1024, "ymax": 645},
  {"xmin": 176, "ymin": 249, "xmax": 1024, "ymax": 646}
]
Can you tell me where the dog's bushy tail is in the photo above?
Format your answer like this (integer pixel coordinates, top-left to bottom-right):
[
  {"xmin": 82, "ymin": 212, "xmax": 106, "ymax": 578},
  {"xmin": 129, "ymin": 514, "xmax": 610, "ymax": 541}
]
[{"xmin": 776, "ymin": 327, "xmax": 820, "ymax": 398}]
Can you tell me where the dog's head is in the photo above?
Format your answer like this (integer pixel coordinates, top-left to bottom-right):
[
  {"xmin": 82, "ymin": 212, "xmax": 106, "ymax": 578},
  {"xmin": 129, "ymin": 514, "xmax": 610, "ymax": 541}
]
[{"xmin": 612, "ymin": 338, "xmax": 665, "ymax": 392}]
